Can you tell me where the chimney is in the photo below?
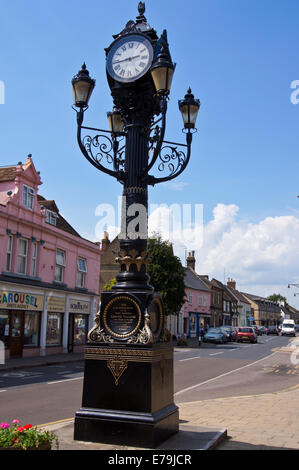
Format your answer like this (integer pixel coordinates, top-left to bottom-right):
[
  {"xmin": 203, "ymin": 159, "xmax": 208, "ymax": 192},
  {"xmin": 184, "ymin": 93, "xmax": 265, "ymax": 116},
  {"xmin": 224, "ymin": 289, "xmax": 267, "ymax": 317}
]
[
  {"xmin": 101, "ymin": 231, "xmax": 110, "ymax": 252},
  {"xmin": 227, "ymin": 278, "xmax": 236, "ymax": 289},
  {"xmin": 186, "ymin": 250, "xmax": 196, "ymax": 271}
]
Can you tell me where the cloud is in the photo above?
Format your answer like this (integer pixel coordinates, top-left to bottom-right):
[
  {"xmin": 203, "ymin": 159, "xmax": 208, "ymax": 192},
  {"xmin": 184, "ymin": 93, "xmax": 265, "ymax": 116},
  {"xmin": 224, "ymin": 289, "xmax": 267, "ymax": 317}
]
[
  {"xmin": 86, "ymin": 199, "xmax": 299, "ymax": 309},
  {"xmin": 149, "ymin": 202, "xmax": 299, "ymax": 308},
  {"xmin": 185, "ymin": 204, "xmax": 299, "ymax": 308},
  {"xmin": 166, "ymin": 181, "xmax": 190, "ymax": 191}
]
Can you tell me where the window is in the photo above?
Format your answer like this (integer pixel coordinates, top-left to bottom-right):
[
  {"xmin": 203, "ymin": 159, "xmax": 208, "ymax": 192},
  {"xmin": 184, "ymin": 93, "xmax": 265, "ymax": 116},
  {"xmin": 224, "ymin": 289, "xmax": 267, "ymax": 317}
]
[
  {"xmin": 46, "ymin": 313, "xmax": 63, "ymax": 346},
  {"xmin": 6, "ymin": 235, "xmax": 13, "ymax": 272},
  {"xmin": 188, "ymin": 292, "xmax": 193, "ymax": 304},
  {"xmin": 73, "ymin": 315, "xmax": 88, "ymax": 345},
  {"xmin": 22, "ymin": 185, "xmax": 34, "ymax": 210},
  {"xmin": 46, "ymin": 210, "xmax": 58, "ymax": 226},
  {"xmin": 203, "ymin": 296, "xmax": 207, "ymax": 307},
  {"xmin": 17, "ymin": 238, "xmax": 28, "ymax": 274},
  {"xmin": 0, "ymin": 311, "xmax": 9, "ymax": 348},
  {"xmin": 76, "ymin": 258, "xmax": 87, "ymax": 288},
  {"xmin": 55, "ymin": 249, "xmax": 66, "ymax": 282},
  {"xmin": 24, "ymin": 311, "xmax": 40, "ymax": 347},
  {"xmin": 198, "ymin": 295, "xmax": 202, "ymax": 306},
  {"xmin": 32, "ymin": 242, "xmax": 37, "ymax": 277}
]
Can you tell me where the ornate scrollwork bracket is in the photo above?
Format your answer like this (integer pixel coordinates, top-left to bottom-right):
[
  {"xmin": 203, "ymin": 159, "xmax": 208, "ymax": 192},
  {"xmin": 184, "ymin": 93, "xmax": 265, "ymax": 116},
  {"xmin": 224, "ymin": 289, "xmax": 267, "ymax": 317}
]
[
  {"xmin": 127, "ymin": 313, "xmax": 153, "ymax": 344},
  {"xmin": 87, "ymin": 313, "xmax": 115, "ymax": 343},
  {"xmin": 75, "ymin": 108, "xmax": 126, "ymax": 183}
]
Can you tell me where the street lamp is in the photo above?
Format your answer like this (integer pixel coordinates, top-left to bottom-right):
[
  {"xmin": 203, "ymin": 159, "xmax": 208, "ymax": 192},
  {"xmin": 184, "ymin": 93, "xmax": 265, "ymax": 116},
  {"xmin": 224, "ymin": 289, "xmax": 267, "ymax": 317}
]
[
  {"xmin": 72, "ymin": 3, "xmax": 200, "ymax": 448},
  {"xmin": 72, "ymin": 63, "xmax": 95, "ymax": 109},
  {"xmin": 179, "ymin": 87, "xmax": 201, "ymax": 131}
]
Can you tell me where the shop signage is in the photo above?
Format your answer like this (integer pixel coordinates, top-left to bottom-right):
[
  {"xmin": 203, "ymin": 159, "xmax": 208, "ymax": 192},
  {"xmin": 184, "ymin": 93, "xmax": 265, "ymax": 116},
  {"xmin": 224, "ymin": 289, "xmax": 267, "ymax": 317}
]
[
  {"xmin": 48, "ymin": 296, "xmax": 66, "ymax": 313},
  {"xmin": 0, "ymin": 291, "xmax": 44, "ymax": 311},
  {"xmin": 69, "ymin": 299, "xmax": 90, "ymax": 314}
]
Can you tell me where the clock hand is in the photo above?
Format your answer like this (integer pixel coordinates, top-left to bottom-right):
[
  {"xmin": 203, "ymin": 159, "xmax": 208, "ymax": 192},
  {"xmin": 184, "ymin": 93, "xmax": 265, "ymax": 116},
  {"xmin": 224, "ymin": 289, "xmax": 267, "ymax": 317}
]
[{"xmin": 113, "ymin": 55, "xmax": 140, "ymax": 65}]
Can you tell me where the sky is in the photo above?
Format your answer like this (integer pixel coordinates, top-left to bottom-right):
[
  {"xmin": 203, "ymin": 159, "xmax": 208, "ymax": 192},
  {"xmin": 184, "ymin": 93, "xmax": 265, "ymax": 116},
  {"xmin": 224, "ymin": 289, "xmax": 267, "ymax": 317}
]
[{"xmin": 0, "ymin": 0, "xmax": 299, "ymax": 307}]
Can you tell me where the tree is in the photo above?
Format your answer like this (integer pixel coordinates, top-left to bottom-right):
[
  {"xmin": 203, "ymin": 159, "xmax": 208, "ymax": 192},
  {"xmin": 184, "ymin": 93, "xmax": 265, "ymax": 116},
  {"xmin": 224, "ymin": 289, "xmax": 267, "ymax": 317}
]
[
  {"xmin": 267, "ymin": 293, "xmax": 289, "ymax": 307},
  {"xmin": 147, "ymin": 235, "xmax": 186, "ymax": 316},
  {"xmin": 104, "ymin": 278, "xmax": 116, "ymax": 291}
]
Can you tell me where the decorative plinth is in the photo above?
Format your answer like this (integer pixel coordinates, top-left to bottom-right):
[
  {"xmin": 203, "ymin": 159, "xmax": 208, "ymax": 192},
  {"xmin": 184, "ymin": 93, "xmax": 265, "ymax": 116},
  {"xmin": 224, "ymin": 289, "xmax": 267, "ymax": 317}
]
[{"xmin": 74, "ymin": 342, "xmax": 179, "ymax": 448}]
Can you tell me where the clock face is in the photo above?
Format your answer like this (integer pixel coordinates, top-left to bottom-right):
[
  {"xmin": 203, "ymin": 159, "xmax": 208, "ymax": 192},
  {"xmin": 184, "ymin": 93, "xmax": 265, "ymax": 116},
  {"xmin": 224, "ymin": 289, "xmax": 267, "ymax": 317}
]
[{"xmin": 107, "ymin": 34, "xmax": 154, "ymax": 83}]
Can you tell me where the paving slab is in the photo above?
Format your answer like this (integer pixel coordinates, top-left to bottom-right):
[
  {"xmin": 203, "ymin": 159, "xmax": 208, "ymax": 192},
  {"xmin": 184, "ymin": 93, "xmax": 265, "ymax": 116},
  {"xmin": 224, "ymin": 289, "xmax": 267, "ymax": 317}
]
[{"xmin": 43, "ymin": 420, "xmax": 227, "ymax": 451}]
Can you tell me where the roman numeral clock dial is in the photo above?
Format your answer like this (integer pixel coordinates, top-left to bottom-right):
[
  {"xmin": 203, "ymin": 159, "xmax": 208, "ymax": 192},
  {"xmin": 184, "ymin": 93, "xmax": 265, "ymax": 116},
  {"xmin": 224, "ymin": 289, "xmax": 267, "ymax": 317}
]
[{"xmin": 107, "ymin": 34, "xmax": 154, "ymax": 83}]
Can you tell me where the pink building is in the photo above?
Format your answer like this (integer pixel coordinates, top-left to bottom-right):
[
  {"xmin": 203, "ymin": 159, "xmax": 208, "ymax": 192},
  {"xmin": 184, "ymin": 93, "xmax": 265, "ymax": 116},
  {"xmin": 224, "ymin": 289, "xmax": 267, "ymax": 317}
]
[
  {"xmin": 183, "ymin": 252, "xmax": 211, "ymax": 337},
  {"xmin": 0, "ymin": 156, "xmax": 100, "ymax": 359}
]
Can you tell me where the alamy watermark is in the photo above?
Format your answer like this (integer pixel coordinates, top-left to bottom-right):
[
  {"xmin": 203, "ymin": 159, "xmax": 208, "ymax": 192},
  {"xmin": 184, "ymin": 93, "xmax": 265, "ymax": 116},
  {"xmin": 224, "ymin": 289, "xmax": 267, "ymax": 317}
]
[
  {"xmin": 290, "ymin": 338, "xmax": 299, "ymax": 366},
  {"xmin": 94, "ymin": 196, "xmax": 204, "ymax": 249},
  {"xmin": 290, "ymin": 80, "xmax": 299, "ymax": 105},
  {"xmin": 0, "ymin": 81, "xmax": 4, "ymax": 105}
]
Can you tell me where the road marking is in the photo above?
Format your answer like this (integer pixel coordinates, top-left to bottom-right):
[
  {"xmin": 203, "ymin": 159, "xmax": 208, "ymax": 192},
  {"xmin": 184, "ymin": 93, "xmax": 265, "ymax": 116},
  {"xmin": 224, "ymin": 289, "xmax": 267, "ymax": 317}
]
[
  {"xmin": 174, "ymin": 351, "xmax": 278, "ymax": 397},
  {"xmin": 229, "ymin": 349, "xmax": 236, "ymax": 351},
  {"xmin": 38, "ymin": 418, "xmax": 74, "ymax": 427},
  {"xmin": 0, "ymin": 389, "xmax": 7, "ymax": 393},
  {"xmin": 47, "ymin": 377, "xmax": 83, "ymax": 385},
  {"xmin": 209, "ymin": 352, "xmax": 223, "ymax": 356},
  {"xmin": 179, "ymin": 357, "xmax": 201, "ymax": 362}
]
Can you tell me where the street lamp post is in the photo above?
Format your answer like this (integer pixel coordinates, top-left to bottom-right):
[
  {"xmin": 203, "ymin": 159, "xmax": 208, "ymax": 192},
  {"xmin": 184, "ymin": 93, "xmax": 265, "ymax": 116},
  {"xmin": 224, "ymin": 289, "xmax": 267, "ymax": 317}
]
[{"xmin": 72, "ymin": 3, "xmax": 200, "ymax": 448}]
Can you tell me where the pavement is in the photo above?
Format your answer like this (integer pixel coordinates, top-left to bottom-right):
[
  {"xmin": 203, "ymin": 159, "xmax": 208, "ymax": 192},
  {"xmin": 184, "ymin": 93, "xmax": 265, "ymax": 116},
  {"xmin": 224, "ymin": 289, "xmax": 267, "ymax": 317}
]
[{"xmin": 1, "ymin": 337, "xmax": 299, "ymax": 450}]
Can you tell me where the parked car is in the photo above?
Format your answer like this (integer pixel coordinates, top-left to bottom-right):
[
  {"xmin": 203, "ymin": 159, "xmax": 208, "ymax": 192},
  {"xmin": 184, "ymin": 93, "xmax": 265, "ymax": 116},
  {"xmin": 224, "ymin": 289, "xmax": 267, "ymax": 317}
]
[
  {"xmin": 257, "ymin": 326, "xmax": 266, "ymax": 335},
  {"xmin": 203, "ymin": 328, "xmax": 228, "ymax": 344},
  {"xmin": 236, "ymin": 327, "xmax": 257, "ymax": 343},
  {"xmin": 266, "ymin": 326, "xmax": 279, "ymax": 336},
  {"xmin": 220, "ymin": 326, "xmax": 237, "ymax": 342}
]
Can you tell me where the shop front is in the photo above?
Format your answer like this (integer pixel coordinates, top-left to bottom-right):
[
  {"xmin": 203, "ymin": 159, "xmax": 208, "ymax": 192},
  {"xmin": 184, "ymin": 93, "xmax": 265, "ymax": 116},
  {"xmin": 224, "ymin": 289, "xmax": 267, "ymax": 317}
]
[
  {"xmin": 188, "ymin": 312, "xmax": 212, "ymax": 338},
  {"xmin": 67, "ymin": 299, "xmax": 91, "ymax": 353},
  {"xmin": 0, "ymin": 291, "xmax": 44, "ymax": 359},
  {"xmin": 0, "ymin": 286, "xmax": 97, "ymax": 360}
]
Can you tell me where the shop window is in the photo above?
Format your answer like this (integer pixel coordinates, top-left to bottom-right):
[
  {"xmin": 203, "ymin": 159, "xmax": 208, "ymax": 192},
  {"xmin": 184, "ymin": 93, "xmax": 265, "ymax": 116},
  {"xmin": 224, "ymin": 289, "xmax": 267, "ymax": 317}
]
[
  {"xmin": 55, "ymin": 249, "xmax": 66, "ymax": 282},
  {"xmin": 24, "ymin": 311, "xmax": 40, "ymax": 347},
  {"xmin": 76, "ymin": 258, "xmax": 87, "ymax": 288},
  {"xmin": 73, "ymin": 315, "xmax": 88, "ymax": 345},
  {"xmin": 6, "ymin": 235, "xmax": 13, "ymax": 272},
  {"xmin": 22, "ymin": 185, "xmax": 34, "ymax": 210},
  {"xmin": 46, "ymin": 313, "xmax": 63, "ymax": 346},
  {"xmin": 0, "ymin": 311, "xmax": 9, "ymax": 348},
  {"xmin": 17, "ymin": 239, "xmax": 28, "ymax": 275}
]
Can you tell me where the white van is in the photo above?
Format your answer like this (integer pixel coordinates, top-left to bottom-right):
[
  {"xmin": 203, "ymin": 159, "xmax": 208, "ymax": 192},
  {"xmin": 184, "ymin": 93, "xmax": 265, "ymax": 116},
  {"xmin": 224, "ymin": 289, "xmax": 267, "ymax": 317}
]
[{"xmin": 281, "ymin": 319, "xmax": 296, "ymax": 337}]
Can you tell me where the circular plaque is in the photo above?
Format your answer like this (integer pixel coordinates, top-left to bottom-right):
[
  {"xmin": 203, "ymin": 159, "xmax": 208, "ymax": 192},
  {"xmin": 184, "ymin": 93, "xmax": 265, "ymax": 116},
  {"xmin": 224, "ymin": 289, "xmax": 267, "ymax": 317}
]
[
  {"xmin": 148, "ymin": 295, "xmax": 164, "ymax": 341},
  {"xmin": 103, "ymin": 296, "xmax": 142, "ymax": 339}
]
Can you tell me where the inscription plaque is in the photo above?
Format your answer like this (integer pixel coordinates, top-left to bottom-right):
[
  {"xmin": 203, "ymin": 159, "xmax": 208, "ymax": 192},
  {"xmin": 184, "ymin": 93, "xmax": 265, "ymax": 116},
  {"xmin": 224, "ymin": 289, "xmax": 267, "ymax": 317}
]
[{"xmin": 103, "ymin": 296, "xmax": 142, "ymax": 339}]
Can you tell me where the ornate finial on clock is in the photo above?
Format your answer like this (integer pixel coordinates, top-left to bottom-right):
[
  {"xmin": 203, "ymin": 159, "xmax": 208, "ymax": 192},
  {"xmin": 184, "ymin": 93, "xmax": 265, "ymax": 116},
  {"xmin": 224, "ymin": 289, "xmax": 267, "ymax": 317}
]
[{"xmin": 138, "ymin": 2, "xmax": 145, "ymax": 16}]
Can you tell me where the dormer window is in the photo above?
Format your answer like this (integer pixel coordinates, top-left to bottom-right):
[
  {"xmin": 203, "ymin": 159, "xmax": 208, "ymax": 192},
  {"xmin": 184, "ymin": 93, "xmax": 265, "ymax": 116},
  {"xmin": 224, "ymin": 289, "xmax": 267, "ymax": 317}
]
[
  {"xmin": 22, "ymin": 185, "xmax": 34, "ymax": 210},
  {"xmin": 46, "ymin": 209, "xmax": 58, "ymax": 226}
]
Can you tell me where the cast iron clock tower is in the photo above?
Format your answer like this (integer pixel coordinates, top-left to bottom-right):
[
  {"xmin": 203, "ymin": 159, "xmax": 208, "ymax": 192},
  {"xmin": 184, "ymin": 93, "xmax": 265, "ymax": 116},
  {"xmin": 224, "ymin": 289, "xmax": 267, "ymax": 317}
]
[{"xmin": 72, "ymin": 2, "xmax": 200, "ymax": 447}]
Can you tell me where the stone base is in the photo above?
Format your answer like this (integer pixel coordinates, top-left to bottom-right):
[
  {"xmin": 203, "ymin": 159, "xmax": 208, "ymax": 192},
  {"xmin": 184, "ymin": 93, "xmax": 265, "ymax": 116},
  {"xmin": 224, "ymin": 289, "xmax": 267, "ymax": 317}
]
[
  {"xmin": 73, "ymin": 342, "xmax": 179, "ymax": 448},
  {"xmin": 74, "ymin": 405, "xmax": 179, "ymax": 448}
]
